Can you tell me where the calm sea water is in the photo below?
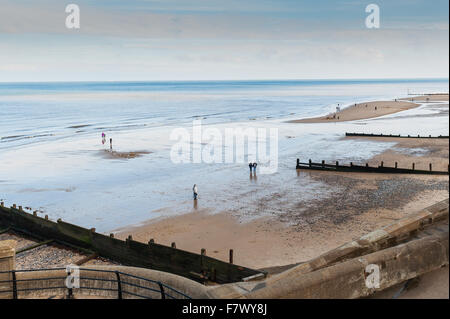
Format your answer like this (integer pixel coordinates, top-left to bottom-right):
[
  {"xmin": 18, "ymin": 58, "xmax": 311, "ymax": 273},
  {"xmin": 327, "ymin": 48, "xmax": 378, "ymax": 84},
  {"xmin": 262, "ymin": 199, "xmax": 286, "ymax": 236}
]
[{"xmin": 0, "ymin": 79, "xmax": 448, "ymax": 231}]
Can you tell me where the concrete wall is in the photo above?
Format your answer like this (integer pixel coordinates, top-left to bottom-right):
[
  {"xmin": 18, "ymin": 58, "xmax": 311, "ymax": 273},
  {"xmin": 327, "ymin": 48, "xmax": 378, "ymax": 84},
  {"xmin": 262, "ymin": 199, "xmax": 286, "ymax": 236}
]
[
  {"xmin": 244, "ymin": 232, "xmax": 448, "ymax": 298},
  {"xmin": 206, "ymin": 199, "xmax": 449, "ymax": 299}
]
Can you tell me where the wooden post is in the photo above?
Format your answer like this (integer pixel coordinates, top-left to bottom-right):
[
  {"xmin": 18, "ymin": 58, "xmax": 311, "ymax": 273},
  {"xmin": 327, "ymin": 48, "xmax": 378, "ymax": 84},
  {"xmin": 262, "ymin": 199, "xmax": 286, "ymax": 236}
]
[
  {"xmin": 322, "ymin": 160, "xmax": 325, "ymax": 168},
  {"xmin": 350, "ymin": 162, "xmax": 353, "ymax": 167},
  {"xmin": 365, "ymin": 163, "xmax": 369, "ymax": 167},
  {"xmin": 229, "ymin": 249, "xmax": 234, "ymax": 264},
  {"xmin": 45, "ymin": 215, "xmax": 48, "ymax": 220},
  {"xmin": 296, "ymin": 158, "xmax": 300, "ymax": 168},
  {"xmin": 0, "ymin": 202, "xmax": 3, "ymax": 207},
  {"xmin": 395, "ymin": 162, "xmax": 398, "ymax": 169},
  {"xmin": 429, "ymin": 163, "xmax": 432, "ymax": 172},
  {"xmin": 381, "ymin": 161, "xmax": 384, "ymax": 168},
  {"xmin": 33, "ymin": 211, "xmax": 37, "ymax": 216},
  {"xmin": 336, "ymin": 161, "xmax": 339, "ymax": 167},
  {"xmin": 171, "ymin": 242, "xmax": 176, "ymax": 248},
  {"xmin": 412, "ymin": 163, "xmax": 415, "ymax": 170},
  {"xmin": 12, "ymin": 204, "xmax": 16, "ymax": 209},
  {"xmin": 18, "ymin": 206, "xmax": 23, "ymax": 212},
  {"xmin": 308, "ymin": 159, "xmax": 312, "ymax": 167},
  {"xmin": 201, "ymin": 248, "xmax": 206, "ymax": 256}
]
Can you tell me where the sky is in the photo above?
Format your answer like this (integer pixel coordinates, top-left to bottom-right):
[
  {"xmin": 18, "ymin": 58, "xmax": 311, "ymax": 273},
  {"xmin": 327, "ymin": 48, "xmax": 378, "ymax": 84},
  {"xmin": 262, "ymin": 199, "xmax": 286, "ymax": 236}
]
[{"xmin": 0, "ymin": 0, "xmax": 448, "ymax": 82}]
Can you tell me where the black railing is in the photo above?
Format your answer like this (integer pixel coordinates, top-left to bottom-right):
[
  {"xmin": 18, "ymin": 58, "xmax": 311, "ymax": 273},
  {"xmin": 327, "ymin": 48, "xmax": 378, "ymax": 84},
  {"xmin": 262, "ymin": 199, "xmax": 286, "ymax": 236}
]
[{"xmin": 0, "ymin": 267, "xmax": 191, "ymax": 299}]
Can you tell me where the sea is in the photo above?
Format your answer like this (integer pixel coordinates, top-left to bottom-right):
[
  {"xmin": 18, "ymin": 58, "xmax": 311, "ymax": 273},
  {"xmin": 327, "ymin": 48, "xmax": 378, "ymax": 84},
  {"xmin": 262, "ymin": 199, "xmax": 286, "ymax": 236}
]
[{"xmin": 0, "ymin": 79, "xmax": 448, "ymax": 231}]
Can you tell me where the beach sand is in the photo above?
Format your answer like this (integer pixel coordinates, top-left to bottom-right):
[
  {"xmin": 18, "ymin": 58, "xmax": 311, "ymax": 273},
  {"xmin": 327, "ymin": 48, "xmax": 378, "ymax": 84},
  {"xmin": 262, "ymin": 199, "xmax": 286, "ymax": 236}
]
[
  {"xmin": 115, "ymin": 131, "xmax": 449, "ymax": 271},
  {"xmin": 289, "ymin": 94, "xmax": 448, "ymax": 123},
  {"xmin": 98, "ymin": 149, "xmax": 151, "ymax": 160},
  {"xmin": 116, "ymin": 187, "xmax": 448, "ymax": 270},
  {"xmin": 399, "ymin": 94, "xmax": 449, "ymax": 103},
  {"xmin": 344, "ymin": 136, "xmax": 449, "ymax": 172}
]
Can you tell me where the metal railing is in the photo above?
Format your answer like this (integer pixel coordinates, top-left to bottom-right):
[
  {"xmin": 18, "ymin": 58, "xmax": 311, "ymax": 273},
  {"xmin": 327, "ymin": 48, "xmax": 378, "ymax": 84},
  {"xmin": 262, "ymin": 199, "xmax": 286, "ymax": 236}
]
[{"xmin": 0, "ymin": 267, "xmax": 191, "ymax": 299}]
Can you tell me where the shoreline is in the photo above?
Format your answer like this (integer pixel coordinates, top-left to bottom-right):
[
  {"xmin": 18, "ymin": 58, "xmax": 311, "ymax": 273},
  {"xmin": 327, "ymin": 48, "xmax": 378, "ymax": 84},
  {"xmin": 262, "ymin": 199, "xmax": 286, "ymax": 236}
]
[
  {"xmin": 288, "ymin": 94, "xmax": 448, "ymax": 123},
  {"xmin": 115, "ymin": 131, "xmax": 449, "ymax": 269}
]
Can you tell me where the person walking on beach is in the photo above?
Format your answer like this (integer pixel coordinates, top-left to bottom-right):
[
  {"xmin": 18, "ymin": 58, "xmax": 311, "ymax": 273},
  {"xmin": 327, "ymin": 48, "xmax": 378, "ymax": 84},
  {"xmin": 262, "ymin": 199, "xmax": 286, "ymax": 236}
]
[
  {"xmin": 109, "ymin": 138, "xmax": 113, "ymax": 151},
  {"xmin": 102, "ymin": 132, "xmax": 106, "ymax": 145},
  {"xmin": 253, "ymin": 162, "xmax": 258, "ymax": 173},
  {"xmin": 249, "ymin": 162, "xmax": 253, "ymax": 173},
  {"xmin": 193, "ymin": 184, "xmax": 198, "ymax": 200}
]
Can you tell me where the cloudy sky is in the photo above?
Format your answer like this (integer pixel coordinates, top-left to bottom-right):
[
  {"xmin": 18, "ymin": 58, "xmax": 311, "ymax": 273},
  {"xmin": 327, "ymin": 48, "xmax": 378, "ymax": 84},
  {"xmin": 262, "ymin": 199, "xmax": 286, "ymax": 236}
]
[{"xmin": 0, "ymin": 0, "xmax": 448, "ymax": 82}]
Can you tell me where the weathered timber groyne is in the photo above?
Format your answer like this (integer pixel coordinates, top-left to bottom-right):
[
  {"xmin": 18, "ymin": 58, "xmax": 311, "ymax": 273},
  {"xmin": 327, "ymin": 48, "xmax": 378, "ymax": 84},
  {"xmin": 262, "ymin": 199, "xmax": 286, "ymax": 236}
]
[
  {"xmin": 0, "ymin": 203, "xmax": 265, "ymax": 284},
  {"xmin": 346, "ymin": 132, "xmax": 449, "ymax": 139},
  {"xmin": 296, "ymin": 159, "xmax": 449, "ymax": 175}
]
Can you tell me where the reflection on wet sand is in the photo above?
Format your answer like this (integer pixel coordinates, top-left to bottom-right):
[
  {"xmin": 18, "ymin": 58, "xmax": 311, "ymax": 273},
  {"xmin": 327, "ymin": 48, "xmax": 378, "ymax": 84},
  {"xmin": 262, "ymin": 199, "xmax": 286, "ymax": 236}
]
[{"xmin": 97, "ymin": 149, "xmax": 151, "ymax": 160}]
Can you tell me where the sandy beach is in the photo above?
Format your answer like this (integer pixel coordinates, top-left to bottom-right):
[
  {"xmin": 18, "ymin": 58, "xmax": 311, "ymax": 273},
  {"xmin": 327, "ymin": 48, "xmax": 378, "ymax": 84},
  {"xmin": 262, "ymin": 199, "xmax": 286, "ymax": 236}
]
[
  {"xmin": 116, "ymin": 134, "xmax": 449, "ymax": 270},
  {"xmin": 289, "ymin": 94, "xmax": 448, "ymax": 123},
  {"xmin": 116, "ymin": 94, "xmax": 449, "ymax": 271}
]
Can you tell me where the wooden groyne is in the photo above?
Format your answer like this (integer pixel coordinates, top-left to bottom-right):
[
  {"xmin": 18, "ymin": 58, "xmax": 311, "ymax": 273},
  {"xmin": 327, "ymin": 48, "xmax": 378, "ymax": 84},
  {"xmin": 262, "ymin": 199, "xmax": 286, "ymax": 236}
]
[
  {"xmin": 296, "ymin": 159, "xmax": 449, "ymax": 175},
  {"xmin": 0, "ymin": 203, "xmax": 265, "ymax": 284},
  {"xmin": 346, "ymin": 132, "xmax": 449, "ymax": 139}
]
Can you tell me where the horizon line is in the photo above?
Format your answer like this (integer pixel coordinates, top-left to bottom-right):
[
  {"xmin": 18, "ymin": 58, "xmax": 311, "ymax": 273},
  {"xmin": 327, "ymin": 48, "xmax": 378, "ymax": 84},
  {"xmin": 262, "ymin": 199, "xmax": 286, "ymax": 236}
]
[{"xmin": 0, "ymin": 77, "xmax": 448, "ymax": 85}]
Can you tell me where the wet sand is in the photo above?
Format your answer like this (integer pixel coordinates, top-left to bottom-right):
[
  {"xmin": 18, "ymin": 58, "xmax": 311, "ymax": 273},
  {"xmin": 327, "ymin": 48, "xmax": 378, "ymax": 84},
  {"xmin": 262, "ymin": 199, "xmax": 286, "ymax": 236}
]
[
  {"xmin": 98, "ymin": 149, "xmax": 151, "ymax": 160},
  {"xmin": 289, "ymin": 94, "xmax": 448, "ymax": 123},
  {"xmin": 399, "ymin": 94, "xmax": 449, "ymax": 103},
  {"xmin": 345, "ymin": 136, "xmax": 449, "ymax": 172},
  {"xmin": 290, "ymin": 101, "xmax": 419, "ymax": 123},
  {"xmin": 116, "ymin": 133, "xmax": 449, "ymax": 270},
  {"xmin": 116, "ymin": 188, "xmax": 448, "ymax": 270}
]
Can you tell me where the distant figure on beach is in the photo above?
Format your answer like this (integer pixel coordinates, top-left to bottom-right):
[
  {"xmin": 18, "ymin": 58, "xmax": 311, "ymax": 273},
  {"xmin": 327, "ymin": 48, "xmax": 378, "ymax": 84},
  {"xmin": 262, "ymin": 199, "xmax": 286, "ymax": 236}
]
[
  {"xmin": 193, "ymin": 184, "xmax": 198, "ymax": 200},
  {"xmin": 109, "ymin": 138, "xmax": 113, "ymax": 151},
  {"xmin": 249, "ymin": 162, "xmax": 253, "ymax": 173},
  {"xmin": 375, "ymin": 106, "xmax": 377, "ymax": 111},
  {"xmin": 253, "ymin": 162, "xmax": 258, "ymax": 172},
  {"xmin": 102, "ymin": 132, "xmax": 106, "ymax": 145}
]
